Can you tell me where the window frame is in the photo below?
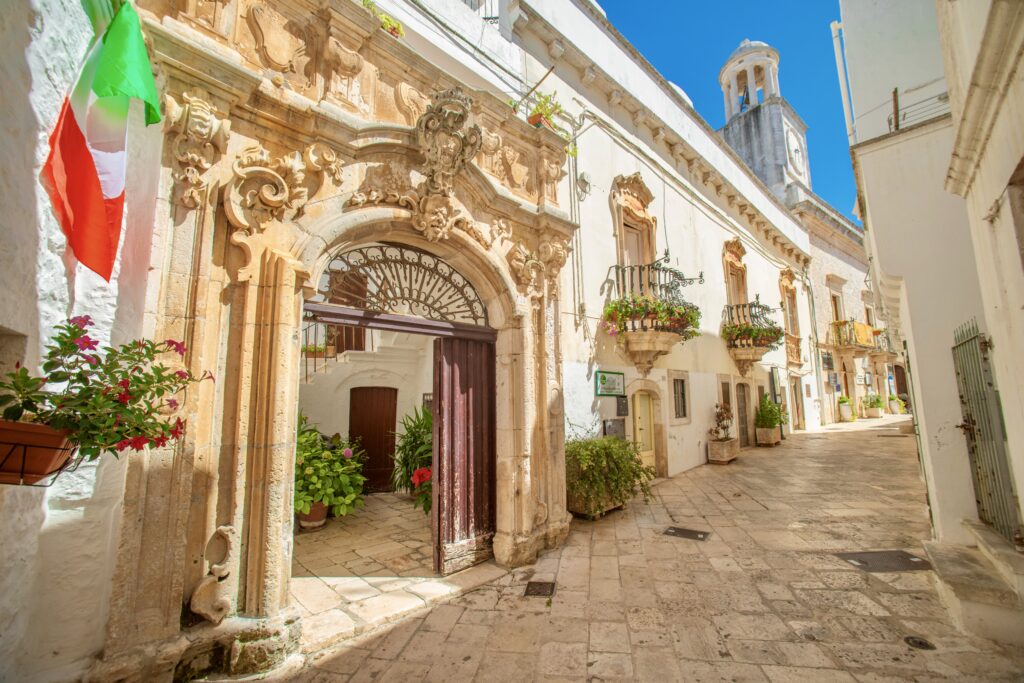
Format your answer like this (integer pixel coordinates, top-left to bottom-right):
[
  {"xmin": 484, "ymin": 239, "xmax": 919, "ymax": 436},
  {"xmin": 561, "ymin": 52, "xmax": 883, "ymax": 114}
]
[{"xmin": 668, "ymin": 370, "xmax": 692, "ymax": 426}]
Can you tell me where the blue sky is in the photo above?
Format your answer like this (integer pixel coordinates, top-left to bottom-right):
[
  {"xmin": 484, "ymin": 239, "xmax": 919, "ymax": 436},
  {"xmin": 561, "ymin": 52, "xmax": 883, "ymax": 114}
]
[{"xmin": 597, "ymin": 0, "xmax": 857, "ymax": 222}]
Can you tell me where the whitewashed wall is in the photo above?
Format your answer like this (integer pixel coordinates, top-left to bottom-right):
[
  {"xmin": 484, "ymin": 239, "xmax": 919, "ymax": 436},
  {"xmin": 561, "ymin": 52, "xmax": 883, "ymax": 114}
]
[{"xmin": 0, "ymin": 1, "xmax": 160, "ymax": 680}]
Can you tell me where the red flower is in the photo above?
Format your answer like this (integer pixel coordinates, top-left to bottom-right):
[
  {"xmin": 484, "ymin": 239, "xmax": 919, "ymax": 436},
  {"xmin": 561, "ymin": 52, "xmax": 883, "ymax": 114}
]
[
  {"xmin": 152, "ymin": 435, "xmax": 169, "ymax": 448},
  {"xmin": 117, "ymin": 378, "xmax": 131, "ymax": 389},
  {"xmin": 166, "ymin": 398, "xmax": 179, "ymax": 410},
  {"xmin": 73, "ymin": 335, "xmax": 98, "ymax": 351},
  {"xmin": 84, "ymin": 355, "xmax": 100, "ymax": 366},
  {"xmin": 69, "ymin": 315, "xmax": 93, "ymax": 329},
  {"xmin": 175, "ymin": 370, "xmax": 190, "ymax": 380},
  {"xmin": 412, "ymin": 467, "xmax": 431, "ymax": 487},
  {"xmin": 165, "ymin": 339, "xmax": 187, "ymax": 356},
  {"xmin": 115, "ymin": 439, "xmax": 132, "ymax": 452},
  {"xmin": 170, "ymin": 417, "xmax": 186, "ymax": 439},
  {"xmin": 117, "ymin": 392, "xmax": 131, "ymax": 404},
  {"xmin": 129, "ymin": 435, "xmax": 150, "ymax": 451}
]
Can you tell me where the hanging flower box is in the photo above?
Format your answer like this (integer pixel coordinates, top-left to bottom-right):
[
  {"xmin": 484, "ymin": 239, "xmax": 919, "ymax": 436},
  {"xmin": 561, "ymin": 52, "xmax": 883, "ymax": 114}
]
[
  {"xmin": 0, "ymin": 421, "xmax": 76, "ymax": 485},
  {"xmin": 602, "ymin": 295, "xmax": 701, "ymax": 375}
]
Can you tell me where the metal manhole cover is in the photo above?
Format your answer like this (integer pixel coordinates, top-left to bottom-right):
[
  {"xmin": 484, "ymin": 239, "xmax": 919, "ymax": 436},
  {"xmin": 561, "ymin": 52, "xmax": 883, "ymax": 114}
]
[
  {"xmin": 664, "ymin": 527, "xmax": 711, "ymax": 541},
  {"xmin": 524, "ymin": 581, "xmax": 555, "ymax": 597},
  {"xmin": 835, "ymin": 550, "xmax": 932, "ymax": 572},
  {"xmin": 904, "ymin": 635, "xmax": 936, "ymax": 650}
]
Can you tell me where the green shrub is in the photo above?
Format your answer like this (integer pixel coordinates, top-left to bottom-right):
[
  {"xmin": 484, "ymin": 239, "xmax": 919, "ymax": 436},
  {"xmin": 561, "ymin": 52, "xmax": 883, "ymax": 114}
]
[
  {"xmin": 294, "ymin": 414, "xmax": 366, "ymax": 517},
  {"xmin": 863, "ymin": 393, "xmax": 885, "ymax": 409},
  {"xmin": 837, "ymin": 395, "xmax": 852, "ymax": 405},
  {"xmin": 392, "ymin": 407, "xmax": 433, "ymax": 493},
  {"xmin": 755, "ymin": 395, "xmax": 782, "ymax": 429},
  {"xmin": 565, "ymin": 437, "xmax": 654, "ymax": 518}
]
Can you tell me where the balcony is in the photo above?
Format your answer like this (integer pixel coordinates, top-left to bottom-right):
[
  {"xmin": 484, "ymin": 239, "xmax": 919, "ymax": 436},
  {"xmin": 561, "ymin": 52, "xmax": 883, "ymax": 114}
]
[
  {"xmin": 603, "ymin": 258, "xmax": 702, "ymax": 375},
  {"xmin": 869, "ymin": 329, "xmax": 900, "ymax": 361},
  {"xmin": 721, "ymin": 297, "xmax": 784, "ymax": 375},
  {"xmin": 830, "ymin": 319, "xmax": 876, "ymax": 356}
]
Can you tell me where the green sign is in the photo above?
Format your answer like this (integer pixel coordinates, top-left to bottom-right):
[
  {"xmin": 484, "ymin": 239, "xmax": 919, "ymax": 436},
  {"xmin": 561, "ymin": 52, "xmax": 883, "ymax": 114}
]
[{"xmin": 595, "ymin": 370, "xmax": 626, "ymax": 397}]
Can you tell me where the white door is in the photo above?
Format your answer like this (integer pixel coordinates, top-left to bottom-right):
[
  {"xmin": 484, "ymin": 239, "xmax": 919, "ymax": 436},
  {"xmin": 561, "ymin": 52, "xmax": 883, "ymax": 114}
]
[{"xmin": 632, "ymin": 391, "xmax": 655, "ymax": 470}]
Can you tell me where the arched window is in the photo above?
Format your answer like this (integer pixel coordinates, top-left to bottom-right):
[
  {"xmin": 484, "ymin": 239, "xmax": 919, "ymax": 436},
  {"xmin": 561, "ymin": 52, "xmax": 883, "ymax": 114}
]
[
  {"xmin": 723, "ymin": 238, "xmax": 748, "ymax": 306},
  {"xmin": 610, "ymin": 173, "xmax": 657, "ymax": 268}
]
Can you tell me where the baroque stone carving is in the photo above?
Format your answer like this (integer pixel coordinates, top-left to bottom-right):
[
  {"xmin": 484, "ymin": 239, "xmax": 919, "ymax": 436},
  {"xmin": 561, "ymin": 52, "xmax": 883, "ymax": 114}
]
[
  {"xmin": 395, "ymin": 82, "xmax": 430, "ymax": 125},
  {"xmin": 506, "ymin": 237, "xmax": 569, "ymax": 299},
  {"xmin": 723, "ymin": 237, "xmax": 747, "ymax": 265},
  {"xmin": 324, "ymin": 28, "xmax": 367, "ymax": 112},
  {"xmin": 346, "ymin": 162, "xmax": 417, "ymax": 209},
  {"xmin": 189, "ymin": 525, "xmax": 236, "ymax": 625},
  {"xmin": 244, "ymin": 3, "xmax": 319, "ymax": 97},
  {"xmin": 164, "ymin": 88, "xmax": 231, "ymax": 208},
  {"xmin": 416, "ymin": 87, "xmax": 483, "ymax": 196}
]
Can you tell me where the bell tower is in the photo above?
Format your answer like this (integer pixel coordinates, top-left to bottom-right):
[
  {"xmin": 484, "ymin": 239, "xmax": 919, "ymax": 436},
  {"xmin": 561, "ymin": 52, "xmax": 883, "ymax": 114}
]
[{"xmin": 720, "ymin": 39, "xmax": 811, "ymax": 203}]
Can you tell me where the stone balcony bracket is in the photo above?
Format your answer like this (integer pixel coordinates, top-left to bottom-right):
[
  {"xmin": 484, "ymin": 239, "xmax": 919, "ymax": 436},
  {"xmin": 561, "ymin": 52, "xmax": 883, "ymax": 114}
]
[{"xmin": 620, "ymin": 330, "xmax": 681, "ymax": 376}]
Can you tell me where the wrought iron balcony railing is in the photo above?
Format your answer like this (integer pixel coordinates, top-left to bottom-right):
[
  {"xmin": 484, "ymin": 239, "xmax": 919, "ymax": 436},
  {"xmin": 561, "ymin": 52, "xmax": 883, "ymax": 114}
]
[
  {"xmin": 830, "ymin": 319, "xmax": 876, "ymax": 350},
  {"xmin": 872, "ymin": 329, "xmax": 898, "ymax": 355},
  {"xmin": 605, "ymin": 256, "xmax": 702, "ymax": 335},
  {"xmin": 721, "ymin": 296, "xmax": 784, "ymax": 350}
]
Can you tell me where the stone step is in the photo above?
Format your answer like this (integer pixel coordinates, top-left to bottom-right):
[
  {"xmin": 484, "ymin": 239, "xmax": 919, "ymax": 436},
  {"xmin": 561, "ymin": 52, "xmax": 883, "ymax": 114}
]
[
  {"xmin": 963, "ymin": 518, "xmax": 1024, "ymax": 597},
  {"xmin": 925, "ymin": 540, "xmax": 1024, "ymax": 646}
]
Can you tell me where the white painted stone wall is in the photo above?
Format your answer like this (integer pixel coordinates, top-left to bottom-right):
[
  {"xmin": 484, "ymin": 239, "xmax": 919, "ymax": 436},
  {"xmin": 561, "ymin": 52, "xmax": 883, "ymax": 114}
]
[
  {"xmin": 0, "ymin": 1, "xmax": 161, "ymax": 679},
  {"xmin": 299, "ymin": 332, "xmax": 434, "ymax": 443}
]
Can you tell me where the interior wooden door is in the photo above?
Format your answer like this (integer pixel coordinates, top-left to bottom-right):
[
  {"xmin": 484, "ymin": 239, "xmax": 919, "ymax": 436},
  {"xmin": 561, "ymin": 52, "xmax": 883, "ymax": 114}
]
[
  {"xmin": 632, "ymin": 391, "xmax": 655, "ymax": 469},
  {"xmin": 349, "ymin": 387, "xmax": 398, "ymax": 492},
  {"xmin": 736, "ymin": 383, "xmax": 750, "ymax": 447},
  {"xmin": 432, "ymin": 337, "xmax": 496, "ymax": 575}
]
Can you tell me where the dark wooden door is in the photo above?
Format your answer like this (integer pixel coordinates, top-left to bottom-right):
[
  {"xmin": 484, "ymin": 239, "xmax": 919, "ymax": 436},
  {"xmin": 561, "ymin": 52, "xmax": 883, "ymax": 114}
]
[
  {"xmin": 349, "ymin": 387, "xmax": 397, "ymax": 492},
  {"xmin": 432, "ymin": 337, "xmax": 496, "ymax": 575},
  {"xmin": 736, "ymin": 383, "xmax": 750, "ymax": 447}
]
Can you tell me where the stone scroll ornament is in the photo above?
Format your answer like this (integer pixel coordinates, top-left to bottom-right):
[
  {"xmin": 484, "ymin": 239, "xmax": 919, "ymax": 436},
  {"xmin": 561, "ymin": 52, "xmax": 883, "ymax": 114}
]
[
  {"xmin": 410, "ymin": 87, "xmax": 483, "ymax": 242},
  {"xmin": 165, "ymin": 88, "xmax": 231, "ymax": 208}
]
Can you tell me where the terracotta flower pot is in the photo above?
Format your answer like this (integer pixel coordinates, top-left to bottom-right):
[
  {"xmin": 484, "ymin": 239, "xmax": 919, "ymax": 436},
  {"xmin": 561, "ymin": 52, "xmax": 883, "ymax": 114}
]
[
  {"xmin": 527, "ymin": 113, "xmax": 552, "ymax": 129},
  {"xmin": 386, "ymin": 26, "xmax": 402, "ymax": 37},
  {"xmin": 0, "ymin": 420, "xmax": 74, "ymax": 485},
  {"xmin": 298, "ymin": 501, "xmax": 329, "ymax": 530}
]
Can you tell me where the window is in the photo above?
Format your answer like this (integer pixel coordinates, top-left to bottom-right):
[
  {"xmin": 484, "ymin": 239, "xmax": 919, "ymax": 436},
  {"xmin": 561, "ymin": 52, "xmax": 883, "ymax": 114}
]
[
  {"xmin": 622, "ymin": 221, "xmax": 651, "ymax": 267},
  {"xmin": 830, "ymin": 293, "xmax": 843, "ymax": 322},
  {"xmin": 673, "ymin": 378, "xmax": 688, "ymax": 419},
  {"xmin": 865, "ymin": 306, "xmax": 874, "ymax": 327},
  {"xmin": 721, "ymin": 381, "xmax": 731, "ymax": 408}
]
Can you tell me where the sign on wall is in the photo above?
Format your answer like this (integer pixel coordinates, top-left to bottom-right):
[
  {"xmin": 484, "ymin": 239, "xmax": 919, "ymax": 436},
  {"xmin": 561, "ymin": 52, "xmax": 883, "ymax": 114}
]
[
  {"xmin": 616, "ymin": 395, "xmax": 629, "ymax": 417},
  {"xmin": 595, "ymin": 370, "xmax": 626, "ymax": 397},
  {"xmin": 603, "ymin": 418, "xmax": 626, "ymax": 439}
]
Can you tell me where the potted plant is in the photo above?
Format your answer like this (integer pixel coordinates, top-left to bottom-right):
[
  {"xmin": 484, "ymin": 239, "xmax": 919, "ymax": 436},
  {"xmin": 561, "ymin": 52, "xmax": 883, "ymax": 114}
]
[
  {"xmin": 362, "ymin": 0, "xmax": 404, "ymax": 38},
  {"xmin": 565, "ymin": 436, "xmax": 654, "ymax": 519},
  {"xmin": 0, "ymin": 317, "xmax": 209, "ymax": 485},
  {"xmin": 527, "ymin": 91, "xmax": 563, "ymax": 129},
  {"xmin": 602, "ymin": 295, "xmax": 701, "ymax": 338},
  {"xmin": 707, "ymin": 402, "xmax": 738, "ymax": 464},
  {"xmin": 888, "ymin": 393, "xmax": 904, "ymax": 415},
  {"xmin": 754, "ymin": 395, "xmax": 782, "ymax": 446},
  {"xmin": 392, "ymin": 406, "xmax": 432, "ymax": 495},
  {"xmin": 863, "ymin": 393, "xmax": 885, "ymax": 418},
  {"xmin": 721, "ymin": 321, "xmax": 784, "ymax": 350},
  {"xmin": 302, "ymin": 344, "xmax": 326, "ymax": 359},
  {"xmin": 294, "ymin": 414, "xmax": 366, "ymax": 530},
  {"xmin": 837, "ymin": 395, "xmax": 854, "ymax": 422}
]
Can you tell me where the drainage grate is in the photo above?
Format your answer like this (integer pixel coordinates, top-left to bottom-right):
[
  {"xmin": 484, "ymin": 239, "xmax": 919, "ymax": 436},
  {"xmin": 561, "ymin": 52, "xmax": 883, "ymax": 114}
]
[
  {"xmin": 524, "ymin": 581, "xmax": 555, "ymax": 597},
  {"xmin": 835, "ymin": 550, "xmax": 932, "ymax": 572},
  {"xmin": 664, "ymin": 527, "xmax": 711, "ymax": 541},
  {"xmin": 904, "ymin": 635, "xmax": 937, "ymax": 650}
]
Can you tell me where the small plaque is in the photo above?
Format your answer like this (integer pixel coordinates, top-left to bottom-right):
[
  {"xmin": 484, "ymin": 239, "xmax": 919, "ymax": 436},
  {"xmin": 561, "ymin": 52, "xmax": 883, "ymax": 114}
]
[
  {"xmin": 524, "ymin": 581, "xmax": 555, "ymax": 597},
  {"xmin": 603, "ymin": 418, "xmax": 626, "ymax": 440},
  {"xmin": 616, "ymin": 395, "xmax": 629, "ymax": 417},
  {"xmin": 835, "ymin": 550, "xmax": 932, "ymax": 572},
  {"xmin": 664, "ymin": 527, "xmax": 711, "ymax": 541},
  {"xmin": 595, "ymin": 370, "xmax": 625, "ymax": 396}
]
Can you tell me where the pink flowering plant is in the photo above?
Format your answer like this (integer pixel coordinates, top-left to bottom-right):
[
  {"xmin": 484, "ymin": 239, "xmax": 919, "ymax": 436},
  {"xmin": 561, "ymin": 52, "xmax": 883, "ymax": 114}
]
[
  {"xmin": 294, "ymin": 414, "xmax": 366, "ymax": 517},
  {"xmin": 0, "ymin": 317, "xmax": 210, "ymax": 459}
]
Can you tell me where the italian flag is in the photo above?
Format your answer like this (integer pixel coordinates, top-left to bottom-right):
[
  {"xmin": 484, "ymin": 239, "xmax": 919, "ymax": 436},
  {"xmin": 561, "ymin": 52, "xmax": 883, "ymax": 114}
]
[{"xmin": 41, "ymin": 1, "xmax": 161, "ymax": 282}]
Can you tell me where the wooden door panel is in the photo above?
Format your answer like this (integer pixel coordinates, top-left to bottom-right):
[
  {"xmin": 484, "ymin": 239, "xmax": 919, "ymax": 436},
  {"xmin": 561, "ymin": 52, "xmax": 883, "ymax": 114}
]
[
  {"xmin": 737, "ymin": 384, "xmax": 750, "ymax": 447},
  {"xmin": 433, "ymin": 337, "xmax": 495, "ymax": 575},
  {"xmin": 349, "ymin": 387, "xmax": 397, "ymax": 492}
]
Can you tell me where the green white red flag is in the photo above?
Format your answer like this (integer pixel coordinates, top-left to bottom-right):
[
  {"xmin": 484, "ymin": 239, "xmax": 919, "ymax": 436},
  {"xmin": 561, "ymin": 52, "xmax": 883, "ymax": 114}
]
[{"xmin": 41, "ymin": 1, "xmax": 161, "ymax": 282}]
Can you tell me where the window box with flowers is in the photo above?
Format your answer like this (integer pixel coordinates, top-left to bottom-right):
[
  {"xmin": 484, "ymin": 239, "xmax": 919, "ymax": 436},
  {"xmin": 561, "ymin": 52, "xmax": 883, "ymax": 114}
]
[
  {"xmin": 0, "ymin": 317, "xmax": 210, "ymax": 486},
  {"xmin": 602, "ymin": 294, "xmax": 701, "ymax": 375},
  {"xmin": 721, "ymin": 297, "xmax": 785, "ymax": 376}
]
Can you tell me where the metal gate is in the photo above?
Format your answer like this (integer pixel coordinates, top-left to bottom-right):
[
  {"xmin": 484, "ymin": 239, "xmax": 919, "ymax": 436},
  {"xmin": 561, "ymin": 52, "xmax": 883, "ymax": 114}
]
[{"xmin": 952, "ymin": 319, "xmax": 1022, "ymax": 547}]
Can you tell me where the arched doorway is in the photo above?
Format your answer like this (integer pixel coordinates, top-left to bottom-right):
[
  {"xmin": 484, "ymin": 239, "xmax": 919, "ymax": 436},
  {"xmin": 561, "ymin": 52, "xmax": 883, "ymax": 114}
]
[{"xmin": 300, "ymin": 243, "xmax": 496, "ymax": 575}]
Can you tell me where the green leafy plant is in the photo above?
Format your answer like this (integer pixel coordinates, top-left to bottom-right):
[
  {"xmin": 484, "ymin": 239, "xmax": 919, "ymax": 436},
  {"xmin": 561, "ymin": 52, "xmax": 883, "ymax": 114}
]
[
  {"xmin": 754, "ymin": 395, "xmax": 782, "ymax": 429},
  {"xmin": 889, "ymin": 393, "xmax": 906, "ymax": 413},
  {"xmin": 392, "ymin": 407, "xmax": 433, "ymax": 493},
  {"xmin": 294, "ymin": 414, "xmax": 366, "ymax": 517},
  {"xmin": 301, "ymin": 344, "xmax": 326, "ymax": 354},
  {"xmin": 863, "ymin": 393, "xmax": 885, "ymax": 409},
  {"xmin": 721, "ymin": 322, "xmax": 785, "ymax": 350},
  {"xmin": 565, "ymin": 436, "xmax": 654, "ymax": 518},
  {"xmin": 837, "ymin": 395, "xmax": 852, "ymax": 405},
  {"xmin": 602, "ymin": 295, "xmax": 701, "ymax": 339},
  {"xmin": 708, "ymin": 402, "xmax": 733, "ymax": 441},
  {"xmin": 412, "ymin": 466, "xmax": 431, "ymax": 515},
  {"xmin": 0, "ymin": 316, "xmax": 210, "ymax": 459},
  {"xmin": 362, "ymin": 0, "xmax": 404, "ymax": 37},
  {"xmin": 529, "ymin": 91, "xmax": 564, "ymax": 123}
]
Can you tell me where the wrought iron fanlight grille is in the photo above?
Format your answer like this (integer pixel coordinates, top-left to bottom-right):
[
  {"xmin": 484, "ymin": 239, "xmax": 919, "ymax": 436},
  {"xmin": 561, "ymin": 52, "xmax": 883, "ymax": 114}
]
[{"xmin": 312, "ymin": 244, "xmax": 488, "ymax": 326}]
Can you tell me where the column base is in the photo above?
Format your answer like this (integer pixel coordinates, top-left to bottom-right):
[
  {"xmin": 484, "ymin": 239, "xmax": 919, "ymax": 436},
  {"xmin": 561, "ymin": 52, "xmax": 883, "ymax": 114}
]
[{"xmin": 493, "ymin": 513, "xmax": 572, "ymax": 567}]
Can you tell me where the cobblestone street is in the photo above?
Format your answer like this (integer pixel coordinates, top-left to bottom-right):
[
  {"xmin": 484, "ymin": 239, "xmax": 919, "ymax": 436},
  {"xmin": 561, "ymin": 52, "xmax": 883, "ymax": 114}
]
[{"xmin": 293, "ymin": 417, "xmax": 1024, "ymax": 681}]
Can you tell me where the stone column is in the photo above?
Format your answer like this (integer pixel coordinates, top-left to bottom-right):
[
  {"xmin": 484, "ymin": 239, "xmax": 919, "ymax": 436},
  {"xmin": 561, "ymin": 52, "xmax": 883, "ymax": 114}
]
[
  {"xmin": 745, "ymin": 65, "xmax": 757, "ymax": 104},
  {"xmin": 729, "ymin": 72, "xmax": 739, "ymax": 116},
  {"xmin": 722, "ymin": 81, "xmax": 732, "ymax": 120}
]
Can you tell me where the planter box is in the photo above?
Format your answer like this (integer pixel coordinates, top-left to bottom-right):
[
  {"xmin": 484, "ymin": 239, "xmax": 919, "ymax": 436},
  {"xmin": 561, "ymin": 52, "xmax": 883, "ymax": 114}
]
[
  {"xmin": 527, "ymin": 113, "xmax": 554, "ymax": 130},
  {"xmin": 566, "ymin": 489, "xmax": 621, "ymax": 520},
  {"xmin": 708, "ymin": 438, "xmax": 739, "ymax": 464},
  {"xmin": 865, "ymin": 407, "xmax": 883, "ymax": 418},
  {"xmin": 756, "ymin": 427, "xmax": 781, "ymax": 447},
  {"xmin": 838, "ymin": 403, "xmax": 854, "ymax": 422},
  {"xmin": 0, "ymin": 421, "xmax": 74, "ymax": 485},
  {"xmin": 889, "ymin": 400, "xmax": 901, "ymax": 415},
  {"xmin": 298, "ymin": 501, "xmax": 328, "ymax": 530}
]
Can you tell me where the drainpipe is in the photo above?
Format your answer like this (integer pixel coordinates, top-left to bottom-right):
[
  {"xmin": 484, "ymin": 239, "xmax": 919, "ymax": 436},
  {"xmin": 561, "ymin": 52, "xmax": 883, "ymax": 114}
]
[{"xmin": 831, "ymin": 20, "xmax": 857, "ymax": 145}]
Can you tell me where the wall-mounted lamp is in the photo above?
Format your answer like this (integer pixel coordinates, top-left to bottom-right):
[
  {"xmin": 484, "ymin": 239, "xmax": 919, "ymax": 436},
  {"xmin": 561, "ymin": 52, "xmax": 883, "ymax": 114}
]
[{"xmin": 576, "ymin": 171, "xmax": 592, "ymax": 201}]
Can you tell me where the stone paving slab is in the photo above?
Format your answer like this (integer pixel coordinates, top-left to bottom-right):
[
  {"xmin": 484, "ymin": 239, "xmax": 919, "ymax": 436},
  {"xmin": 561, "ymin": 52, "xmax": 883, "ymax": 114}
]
[{"xmin": 290, "ymin": 417, "xmax": 1024, "ymax": 681}]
